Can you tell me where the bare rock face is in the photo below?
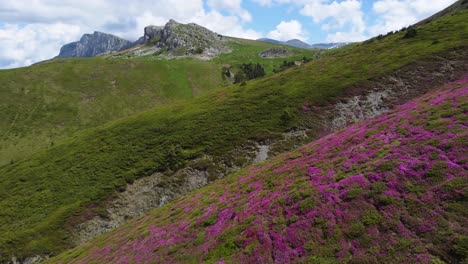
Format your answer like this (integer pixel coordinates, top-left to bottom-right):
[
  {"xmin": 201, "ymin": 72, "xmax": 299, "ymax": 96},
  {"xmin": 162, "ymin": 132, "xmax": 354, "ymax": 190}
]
[
  {"xmin": 8, "ymin": 255, "xmax": 48, "ymax": 264},
  {"xmin": 57, "ymin": 32, "xmax": 134, "ymax": 57},
  {"xmin": 259, "ymin": 47, "xmax": 292, "ymax": 58},
  {"xmin": 324, "ymin": 47, "xmax": 468, "ymax": 132},
  {"xmin": 143, "ymin": 19, "xmax": 229, "ymax": 56},
  {"xmin": 143, "ymin": 25, "xmax": 164, "ymax": 43}
]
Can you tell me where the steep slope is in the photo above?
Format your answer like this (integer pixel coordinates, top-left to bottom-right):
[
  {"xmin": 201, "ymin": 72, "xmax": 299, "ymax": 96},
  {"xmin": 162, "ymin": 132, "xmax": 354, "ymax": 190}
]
[
  {"xmin": 1, "ymin": 2, "xmax": 467, "ymax": 262},
  {"xmin": 49, "ymin": 78, "xmax": 468, "ymax": 264},
  {"xmin": 0, "ymin": 37, "xmax": 316, "ymax": 166},
  {"xmin": 57, "ymin": 32, "xmax": 134, "ymax": 57}
]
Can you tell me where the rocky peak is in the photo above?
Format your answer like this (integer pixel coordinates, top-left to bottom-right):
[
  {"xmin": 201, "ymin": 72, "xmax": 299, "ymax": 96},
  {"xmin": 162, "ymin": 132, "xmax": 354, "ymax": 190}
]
[
  {"xmin": 143, "ymin": 19, "xmax": 230, "ymax": 57},
  {"xmin": 58, "ymin": 31, "xmax": 134, "ymax": 58},
  {"xmin": 166, "ymin": 19, "xmax": 179, "ymax": 27}
]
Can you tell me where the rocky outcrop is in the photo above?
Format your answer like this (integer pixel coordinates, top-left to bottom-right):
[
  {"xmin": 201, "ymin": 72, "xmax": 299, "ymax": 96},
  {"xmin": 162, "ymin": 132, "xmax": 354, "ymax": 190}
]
[
  {"xmin": 57, "ymin": 32, "xmax": 134, "ymax": 57},
  {"xmin": 322, "ymin": 47, "xmax": 468, "ymax": 131},
  {"xmin": 143, "ymin": 25, "xmax": 164, "ymax": 43},
  {"xmin": 143, "ymin": 19, "xmax": 230, "ymax": 57},
  {"xmin": 259, "ymin": 47, "xmax": 292, "ymax": 58},
  {"xmin": 71, "ymin": 143, "xmax": 272, "ymax": 244},
  {"xmin": 7, "ymin": 255, "xmax": 47, "ymax": 264}
]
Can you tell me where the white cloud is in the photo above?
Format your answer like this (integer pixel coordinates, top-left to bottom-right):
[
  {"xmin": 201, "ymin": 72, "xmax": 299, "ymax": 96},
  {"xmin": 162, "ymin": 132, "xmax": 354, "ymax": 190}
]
[
  {"xmin": 193, "ymin": 11, "xmax": 262, "ymax": 39},
  {"xmin": 256, "ymin": 0, "xmax": 456, "ymax": 43},
  {"xmin": 252, "ymin": 0, "xmax": 275, "ymax": 6},
  {"xmin": 267, "ymin": 20, "xmax": 307, "ymax": 41},
  {"xmin": 207, "ymin": 0, "xmax": 252, "ymax": 21},
  {"xmin": 326, "ymin": 30, "xmax": 364, "ymax": 42},
  {"xmin": 255, "ymin": 0, "xmax": 368, "ymax": 42},
  {"xmin": 0, "ymin": 23, "xmax": 81, "ymax": 69},
  {"xmin": 300, "ymin": 0, "xmax": 366, "ymax": 42},
  {"xmin": 0, "ymin": 0, "xmax": 260, "ymax": 69},
  {"xmin": 370, "ymin": 0, "xmax": 457, "ymax": 35}
]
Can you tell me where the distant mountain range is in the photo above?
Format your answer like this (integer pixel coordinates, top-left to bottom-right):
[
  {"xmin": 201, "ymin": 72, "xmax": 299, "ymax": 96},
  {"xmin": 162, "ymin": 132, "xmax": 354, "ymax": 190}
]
[
  {"xmin": 257, "ymin": 38, "xmax": 350, "ymax": 49},
  {"xmin": 57, "ymin": 26, "xmax": 351, "ymax": 59}
]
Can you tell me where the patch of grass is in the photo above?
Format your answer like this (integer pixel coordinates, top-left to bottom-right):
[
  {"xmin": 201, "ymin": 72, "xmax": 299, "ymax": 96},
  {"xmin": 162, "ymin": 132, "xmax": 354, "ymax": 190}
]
[
  {"xmin": 425, "ymin": 161, "xmax": 449, "ymax": 183},
  {"xmin": 362, "ymin": 210, "xmax": 381, "ymax": 226}
]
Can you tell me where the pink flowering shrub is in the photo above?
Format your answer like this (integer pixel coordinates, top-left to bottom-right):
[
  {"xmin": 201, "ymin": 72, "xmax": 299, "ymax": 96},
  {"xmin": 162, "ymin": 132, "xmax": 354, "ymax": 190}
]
[{"xmin": 52, "ymin": 78, "xmax": 467, "ymax": 263}]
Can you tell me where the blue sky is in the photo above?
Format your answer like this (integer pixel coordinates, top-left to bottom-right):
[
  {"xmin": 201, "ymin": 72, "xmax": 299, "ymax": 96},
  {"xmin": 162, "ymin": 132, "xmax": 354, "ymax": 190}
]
[
  {"xmin": 240, "ymin": 0, "xmax": 376, "ymax": 43},
  {"xmin": 0, "ymin": 0, "xmax": 458, "ymax": 69}
]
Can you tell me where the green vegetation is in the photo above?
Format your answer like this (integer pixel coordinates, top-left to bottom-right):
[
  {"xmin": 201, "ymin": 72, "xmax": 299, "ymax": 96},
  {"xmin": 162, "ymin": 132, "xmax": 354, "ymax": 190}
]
[
  {"xmin": 273, "ymin": 57, "xmax": 310, "ymax": 73},
  {"xmin": 216, "ymin": 37, "xmax": 318, "ymax": 73},
  {"xmin": 234, "ymin": 63, "xmax": 265, "ymax": 84},
  {"xmin": 404, "ymin": 27, "xmax": 418, "ymax": 39},
  {"xmin": 48, "ymin": 78, "xmax": 468, "ymax": 264},
  {"xmin": 1, "ymin": 5, "xmax": 467, "ymax": 261},
  {"xmin": 0, "ymin": 38, "xmax": 317, "ymax": 166}
]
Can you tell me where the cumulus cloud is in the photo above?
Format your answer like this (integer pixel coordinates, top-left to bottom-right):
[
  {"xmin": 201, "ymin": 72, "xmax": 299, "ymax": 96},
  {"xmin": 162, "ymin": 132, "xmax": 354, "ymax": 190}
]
[
  {"xmin": 0, "ymin": 0, "xmax": 260, "ymax": 69},
  {"xmin": 254, "ymin": 0, "xmax": 367, "ymax": 42},
  {"xmin": 256, "ymin": 0, "xmax": 456, "ymax": 43},
  {"xmin": 300, "ymin": 0, "xmax": 366, "ymax": 42},
  {"xmin": 207, "ymin": 0, "xmax": 252, "ymax": 21},
  {"xmin": 267, "ymin": 20, "xmax": 307, "ymax": 41},
  {"xmin": 370, "ymin": 0, "xmax": 457, "ymax": 35},
  {"xmin": 0, "ymin": 23, "xmax": 81, "ymax": 69}
]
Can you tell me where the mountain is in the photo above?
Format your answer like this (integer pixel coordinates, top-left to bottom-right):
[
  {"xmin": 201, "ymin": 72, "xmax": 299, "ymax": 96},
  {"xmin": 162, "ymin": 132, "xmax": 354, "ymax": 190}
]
[
  {"xmin": 48, "ymin": 78, "xmax": 468, "ymax": 263},
  {"xmin": 57, "ymin": 31, "xmax": 134, "ymax": 57},
  {"xmin": 1, "ymin": 2, "xmax": 467, "ymax": 262},
  {"xmin": 257, "ymin": 38, "xmax": 349, "ymax": 49},
  {"xmin": 285, "ymin": 39, "xmax": 313, "ymax": 49},
  {"xmin": 256, "ymin": 38, "xmax": 281, "ymax": 45},
  {"xmin": 310, "ymin": 42, "xmax": 350, "ymax": 49}
]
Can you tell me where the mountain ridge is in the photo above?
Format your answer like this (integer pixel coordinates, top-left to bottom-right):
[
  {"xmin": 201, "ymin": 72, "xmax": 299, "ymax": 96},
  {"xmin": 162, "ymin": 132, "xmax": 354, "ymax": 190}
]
[{"xmin": 257, "ymin": 37, "xmax": 350, "ymax": 49}]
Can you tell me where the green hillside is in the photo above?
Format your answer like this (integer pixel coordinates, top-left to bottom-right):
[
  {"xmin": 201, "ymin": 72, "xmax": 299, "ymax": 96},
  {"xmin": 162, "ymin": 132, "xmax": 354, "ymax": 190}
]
[
  {"xmin": 1, "ymin": 3, "xmax": 467, "ymax": 262},
  {"xmin": 0, "ymin": 38, "xmax": 316, "ymax": 166},
  {"xmin": 48, "ymin": 77, "xmax": 468, "ymax": 264}
]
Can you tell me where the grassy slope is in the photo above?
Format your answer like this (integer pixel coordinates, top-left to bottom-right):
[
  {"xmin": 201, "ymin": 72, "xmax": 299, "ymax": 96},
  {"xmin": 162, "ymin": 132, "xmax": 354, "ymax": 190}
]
[
  {"xmin": 0, "ymin": 6, "xmax": 467, "ymax": 261},
  {"xmin": 0, "ymin": 39, "xmax": 316, "ymax": 166},
  {"xmin": 214, "ymin": 38, "xmax": 320, "ymax": 73},
  {"xmin": 49, "ymin": 78, "xmax": 468, "ymax": 264}
]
